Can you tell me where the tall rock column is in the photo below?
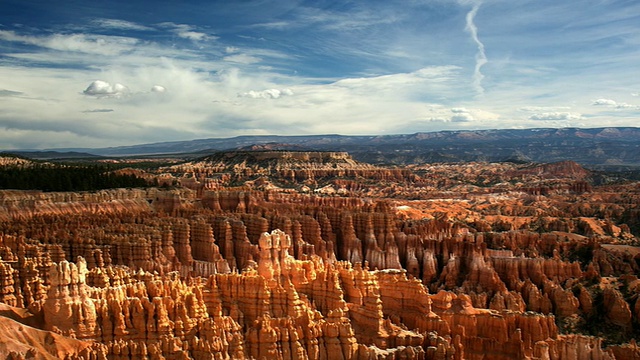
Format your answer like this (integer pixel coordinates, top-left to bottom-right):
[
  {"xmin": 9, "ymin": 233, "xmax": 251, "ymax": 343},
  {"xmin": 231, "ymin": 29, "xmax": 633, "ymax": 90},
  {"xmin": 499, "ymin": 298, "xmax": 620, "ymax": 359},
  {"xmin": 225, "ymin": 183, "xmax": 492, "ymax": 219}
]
[{"xmin": 42, "ymin": 257, "xmax": 99, "ymax": 339}]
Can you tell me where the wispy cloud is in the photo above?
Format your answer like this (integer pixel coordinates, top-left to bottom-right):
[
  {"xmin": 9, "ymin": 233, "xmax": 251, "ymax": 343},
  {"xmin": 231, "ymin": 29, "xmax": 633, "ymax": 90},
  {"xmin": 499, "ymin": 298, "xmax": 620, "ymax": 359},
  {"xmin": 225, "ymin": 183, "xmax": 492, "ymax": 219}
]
[
  {"xmin": 81, "ymin": 108, "xmax": 114, "ymax": 113},
  {"xmin": 0, "ymin": 89, "xmax": 24, "ymax": 97},
  {"xmin": 248, "ymin": 21, "xmax": 290, "ymax": 30},
  {"xmin": 91, "ymin": 19, "xmax": 153, "ymax": 31},
  {"xmin": 0, "ymin": 30, "xmax": 138, "ymax": 56},
  {"xmin": 158, "ymin": 22, "xmax": 215, "ymax": 41},
  {"xmin": 223, "ymin": 54, "xmax": 262, "ymax": 64},
  {"xmin": 529, "ymin": 112, "xmax": 582, "ymax": 120},
  {"xmin": 519, "ymin": 106, "xmax": 571, "ymax": 112},
  {"xmin": 295, "ymin": 5, "xmax": 400, "ymax": 31},
  {"xmin": 463, "ymin": 1, "xmax": 487, "ymax": 96}
]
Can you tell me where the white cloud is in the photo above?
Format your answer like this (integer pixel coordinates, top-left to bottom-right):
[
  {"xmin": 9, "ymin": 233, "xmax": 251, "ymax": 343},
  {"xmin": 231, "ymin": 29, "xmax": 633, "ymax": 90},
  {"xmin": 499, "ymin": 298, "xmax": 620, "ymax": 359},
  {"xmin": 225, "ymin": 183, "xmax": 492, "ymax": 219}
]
[
  {"xmin": 83, "ymin": 80, "xmax": 129, "ymax": 98},
  {"xmin": 158, "ymin": 22, "xmax": 214, "ymax": 41},
  {"xmin": 529, "ymin": 112, "xmax": 582, "ymax": 120},
  {"xmin": 0, "ymin": 64, "xmax": 224, "ymax": 148},
  {"xmin": 223, "ymin": 67, "xmax": 469, "ymax": 135},
  {"xmin": 470, "ymin": 108, "xmax": 501, "ymax": 121},
  {"xmin": 426, "ymin": 117, "xmax": 450, "ymax": 123},
  {"xmin": 238, "ymin": 88, "xmax": 293, "ymax": 99},
  {"xmin": 448, "ymin": 107, "xmax": 500, "ymax": 123},
  {"xmin": 592, "ymin": 98, "xmax": 618, "ymax": 106},
  {"xmin": 592, "ymin": 98, "xmax": 634, "ymax": 109},
  {"xmin": 448, "ymin": 107, "xmax": 473, "ymax": 122},
  {"xmin": 616, "ymin": 103, "xmax": 634, "ymax": 109},
  {"xmin": 179, "ymin": 31, "xmax": 207, "ymax": 41},
  {"xmin": 151, "ymin": 85, "xmax": 167, "ymax": 93},
  {"xmin": 451, "ymin": 113, "xmax": 474, "ymax": 122}
]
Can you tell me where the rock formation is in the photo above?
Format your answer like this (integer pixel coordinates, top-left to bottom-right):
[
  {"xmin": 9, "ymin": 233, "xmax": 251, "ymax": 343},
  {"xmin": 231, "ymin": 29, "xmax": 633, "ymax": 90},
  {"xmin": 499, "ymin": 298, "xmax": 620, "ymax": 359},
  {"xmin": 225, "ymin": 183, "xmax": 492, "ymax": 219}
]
[{"xmin": 0, "ymin": 152, "xmax": 639, "ymax": 359}]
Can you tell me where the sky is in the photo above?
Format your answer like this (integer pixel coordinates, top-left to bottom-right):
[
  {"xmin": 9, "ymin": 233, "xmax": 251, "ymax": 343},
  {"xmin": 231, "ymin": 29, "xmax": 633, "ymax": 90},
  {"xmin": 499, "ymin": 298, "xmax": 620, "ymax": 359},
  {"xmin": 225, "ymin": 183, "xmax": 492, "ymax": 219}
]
[{"xmin": 1, "ymin": 0, "xmax": 639, "ymax": 149}]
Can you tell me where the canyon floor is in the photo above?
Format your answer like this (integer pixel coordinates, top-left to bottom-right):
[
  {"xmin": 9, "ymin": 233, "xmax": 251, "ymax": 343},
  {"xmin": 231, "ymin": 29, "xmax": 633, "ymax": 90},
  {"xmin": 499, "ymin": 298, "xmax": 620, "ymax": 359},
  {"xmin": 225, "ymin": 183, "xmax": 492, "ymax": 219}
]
[{"xmin": 0, "ymin": 151, "xmax": 639, "ymax": 359}]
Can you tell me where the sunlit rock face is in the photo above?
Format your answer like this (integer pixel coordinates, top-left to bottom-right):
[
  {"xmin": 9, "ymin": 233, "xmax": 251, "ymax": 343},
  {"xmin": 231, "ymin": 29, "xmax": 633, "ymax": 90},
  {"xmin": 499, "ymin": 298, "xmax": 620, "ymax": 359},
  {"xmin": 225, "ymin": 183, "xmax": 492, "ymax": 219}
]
[{"xmin": 0, "ymin": 152, "xmax": 639, "ymax": 359}]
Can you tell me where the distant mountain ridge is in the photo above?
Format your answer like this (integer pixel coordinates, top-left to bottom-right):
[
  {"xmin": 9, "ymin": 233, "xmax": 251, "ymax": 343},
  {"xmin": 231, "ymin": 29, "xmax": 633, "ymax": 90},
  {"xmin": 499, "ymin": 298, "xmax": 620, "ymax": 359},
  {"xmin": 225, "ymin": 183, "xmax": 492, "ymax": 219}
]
[{"xmin": 15, "ymin": 127, "xmax": 640, "ymax": 167}]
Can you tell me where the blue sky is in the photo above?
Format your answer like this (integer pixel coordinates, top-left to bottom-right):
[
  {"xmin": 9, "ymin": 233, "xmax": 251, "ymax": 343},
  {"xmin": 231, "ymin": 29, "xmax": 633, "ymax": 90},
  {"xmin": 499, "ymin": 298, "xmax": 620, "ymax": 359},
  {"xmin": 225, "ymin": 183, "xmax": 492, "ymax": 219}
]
[{"xmin": 1, "ymin": 0, "xmax": 639, "ymax": 149}]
